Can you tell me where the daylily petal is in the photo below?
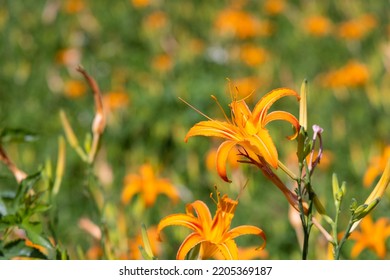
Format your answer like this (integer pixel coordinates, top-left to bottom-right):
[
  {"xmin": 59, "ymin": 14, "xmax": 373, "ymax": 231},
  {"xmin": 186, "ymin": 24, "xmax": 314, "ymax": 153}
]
[
  {"xmin": 157, "ymin": 179, "xmax": 180, "ymax": 203},
  {"xmin": 252, "ymin": 88, "xmax": 300, "ymax": 125},
  {"xmin": 122, "ymin": 164, "xmax": 180, "ymax": 208},
  {"xmin": 200, "ymin": 241, "xmax": 220, "ymax": 260},
  {"xmin": 184, "ymin": 120, "xmax": 240, "ymax": 142},
  {"xmin": 216, "ymin": 140, "xmax": 239, "ymax": 182},
  {"xmin": 262, "ymin": 111, "xmax": 300, "ymax": 140},
  {"xmin": 349, "ymin": 215, "xmax": 390, "ymax": 259},
  {"xmin": 121, "ymin": 177, "xmax": 141, "ymax": 204},
  {"xmin": 177, "ymin": 232, "xmax": 205, "ymax": 260},
  {"xmin": 228, "ymin": 225, "xmax": 266, "ymax": 250},
  {"xmin": 350, "ymin": 241, "xmax": 366, "ymax": 258},
  {"xmin": 186, "ymin": 200, "xmax": 213, "ymax": 231},
  {"xmin": 230, "ymin": 100, "xmax": 252, "ymax": 129},
  {"xmin": 143, "ymin": 179, "xmax": 158, "ymax": 207},
  {"xmin": 217, "ymin": 239, "xmax": 238, "ymax": 260},
  {"xmin": 248, "ymin": 130, "xmax": 278, "ymax": 168},
  {"xmin": 157, "ymin": 213, "xmax": 201, "ymax": 238},
  {"xmin": 374, "ymin": 242, "xmax": 387, "ymax": 259}
]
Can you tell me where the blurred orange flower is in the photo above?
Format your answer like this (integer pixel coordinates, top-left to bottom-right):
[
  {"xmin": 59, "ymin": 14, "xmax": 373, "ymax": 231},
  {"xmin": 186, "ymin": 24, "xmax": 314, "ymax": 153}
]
[
  {"xmin": 144, "ymin": 11, "xmax": 168, "ymax": 30},
  {"xmin": 131, "ymin": 0, "xmax": 150, "ymax": 8},
  {"xmin": 231, "ymin": 77, "xmax": 263, "ymax": 101},
  {"xmin": 304, "ymin": 15, "xmax": 332, "ymax": 37},
  {"xmin": 185, "ymin": 87, "xmax": 300, "ymax": 182},
  {"xmin": 121, "ymin": 164, "xmax": 180, "ymax": 207},
  {"xmin": 157, "ymin": 192, "xmax": 266, "ymax": 260},
  {"xmin": 263, "ymin": 0, "xmax": 285, "ymax": 15},
  {"xmin": 63, "ymin": 0, "xmax": 85, "ymax": 14},
  {"xmin": 103, "ymin": 92, "xmax": 129, "ymax": 112},
  {"xmin": 55, "ymin": 48, "xmax": 82, "ymax": 67},
  {"xmin": 306, "ymin": 150, "xmax": 334, "ymax": 171},
  {"xmin": 349, "ymin": 215, "xmax": 390, "ymax": 259},
  {"xmin": 337, "ymin": 14, "xmax": 377, "ymax": 40},
  {"xmin": 63, "ymin": 79, "xmax": 87, "ymax": 98},
  {"xmin": 363, "ymin": 146, "xmax": 390, "ymax": 188},
  {"xmin": 152, "ymin": 54, "xmax": 173, "ymax": 72},
  {"xmin": 240, "ymin": 44, "xmax": 268, "ymax": 67},
  {"xmin": 214, "ymin": 8, "xmax": 273, "ymax": 39},
  {"xmin": 320, "ymin": 60, "xmax": 369, "ymax": 88}
]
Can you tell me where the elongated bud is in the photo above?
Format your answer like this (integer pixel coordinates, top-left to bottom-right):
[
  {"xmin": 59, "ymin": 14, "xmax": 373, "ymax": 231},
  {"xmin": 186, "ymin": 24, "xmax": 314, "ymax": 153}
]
[
  {"xmin": 60, "ymin": 110, "xmax": 79, "ymax": 148},
  {"xmin": 299, "ymin": 79, "xmax": 308, "ymax": 131},
  {"xmin": 140, "ymin": 224, "xmax": 156, "ymax": 260},
  {"xmin": 332, "ymin": 173, "xmax": 340, "ymax": 203},
  {"xmin": 53, "ymin": 136, "xmax": 66, "ymax": 196},
  {"xmin": 352, "ymin": 198, "xmax": 380, "ymax": 223},
  {"xmin": 364, "ymin": 158, "xmax": 390, "ymax": 205},
  {"xmin": 349, "ymin": 158, "xmax": 390, "ymax": 233}
]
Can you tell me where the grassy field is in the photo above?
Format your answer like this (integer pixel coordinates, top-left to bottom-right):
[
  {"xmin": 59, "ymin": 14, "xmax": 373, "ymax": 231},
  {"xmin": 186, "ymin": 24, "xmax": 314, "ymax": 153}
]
[{"xmin": 0, "ymin": 0, "xmax": 389, "ymax": 260}]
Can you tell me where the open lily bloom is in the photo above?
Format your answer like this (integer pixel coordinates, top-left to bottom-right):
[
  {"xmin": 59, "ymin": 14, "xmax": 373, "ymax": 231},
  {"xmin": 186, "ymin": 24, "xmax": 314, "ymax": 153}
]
[
  {"xmin": 185, "ymin": 88, "xmax": 300, "ymax": 182},
  {"xmin": 157, "ymin": 192, "xmax": 266, "ymax": 260},
  {"xmin": 349, "ymin": 215, "xmax": 390, "ymax": 259},
  {"xmin": 121, "ymin": 164, "xmax": 180, "ymax": 207}
]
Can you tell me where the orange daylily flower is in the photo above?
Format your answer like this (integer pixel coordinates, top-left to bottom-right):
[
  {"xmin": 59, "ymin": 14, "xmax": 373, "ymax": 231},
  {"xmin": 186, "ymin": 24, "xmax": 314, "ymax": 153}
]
[
  {"xmin": 319, "ymin": 60, "xmax": 369, "ymax": 88},
  {"xmin": 350, "ymin": 158, "xmax": 390, "ymax": 233},
  {"xmin": 303, "ymin": 15, "xmax": 333, "ymax": 37},
  {"xmin": 103, "ymin": 91, "xmax": 130, "ymax": 112},
  {"xmin": 63, "ymin": 79, "xmax": 87, "ymax": 98},
  {"xmin": 157, "ymin": 192, "xmax": 266, "ymax": 260},
  {"xmin": 230, "ymin": 77, "xmax": 263, "ymax": 101},
  {"xmin": 349, "ymin": 215, "xmax": 390, "ymax": 259},
  {"xmin": 337, "ymin": 14, "xmax": 377, "ymax": 40},
  {"xmin": 144, "ymin": 11, "xmax": 168, "ymax": 30},
  {"xmin": 152, "ymin": 54, "xmax": 173, "ymax": 73},
  {"xmin": 184, "ymin": 87, "xmax": 300, "ymax": 182},
  {"xmin": 214, "ymin": 246, "xmax": 269, "ymax": 260},
  {"xmin": 131, "ymin": 0, "xmax": 150, "ymax": 8},
  {"xmin": 363, "ymin": 145, "xmax": 390, "ymax": 188},
  {"xmin": 263, "ymin": 0, "xmax": 285, "ymax": 15},
  {"xmin": 63, "ymin": 0, "xmax": 86, "ymax": 14},
  {"xmin": 121, "ymin": 164, "xmax": 180, "ymax": 207},
  {"xmin": 214, "ymin": 8, "xmax": 273, "ymax": 39},
  {"xmin": 206, "ymin": 146, "xmax": 240, "ymax": 172},
  {"xmin": 240, "ymin": 44, "xmax": 268, "ymax": 67}
]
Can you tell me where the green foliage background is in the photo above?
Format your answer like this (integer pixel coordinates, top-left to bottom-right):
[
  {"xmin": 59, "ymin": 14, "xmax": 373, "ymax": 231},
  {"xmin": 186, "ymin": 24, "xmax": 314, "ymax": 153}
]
[{"xmin": 0, "ymin": 0, "xmax": 389, "ymax": 259}]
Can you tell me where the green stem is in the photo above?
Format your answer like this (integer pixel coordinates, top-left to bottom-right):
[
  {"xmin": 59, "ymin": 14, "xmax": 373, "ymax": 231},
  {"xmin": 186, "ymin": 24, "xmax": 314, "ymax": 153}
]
[
  {"xmin": 297, "ymin": 163, "xmax": 315, "ymax": 260},
  {"xmin": 85, "ymin": 165, "xmax": 113, "ymax": 260},
  {"xmin": 334, "ymin": 215, "xmax": 354, "ymax": 260}
]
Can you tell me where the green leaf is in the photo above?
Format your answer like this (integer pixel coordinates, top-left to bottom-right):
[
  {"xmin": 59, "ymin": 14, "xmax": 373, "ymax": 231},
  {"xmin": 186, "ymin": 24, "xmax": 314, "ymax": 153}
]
[
  {"xmin": 0, "ymin": 197, "xmax": 7, "ymax": 216},
  {"xmin": 0, "ymin": 128, "xmax": 38, "ymax": 143},
  {"xmin": 56, "ymin": 246, "xmax": 69, "ymax": 260},
  {"xmin": 139, "ymin": 246, "xmax": 156, "ymax": 260},
  {"xmin": 296, "ymin": 127, "xmax": 312, "ymax": 163},
  {"xmin": 0, "ymin": 214, "xmax": 21, "ymax": 228},
  {"xmin": 13, "ymin": 171, "xmax": 42, "ymax": 209},
  {"xmin": 20, "ymin": 221, "xmax": 55, "ymax": 259},
  {"xmin": 32, "ymin": 204, "xmax": 51, "ymax": 213},
  {"xmin": 0, "ymin": 239, "xmax": 47, "ymax": 260}
]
